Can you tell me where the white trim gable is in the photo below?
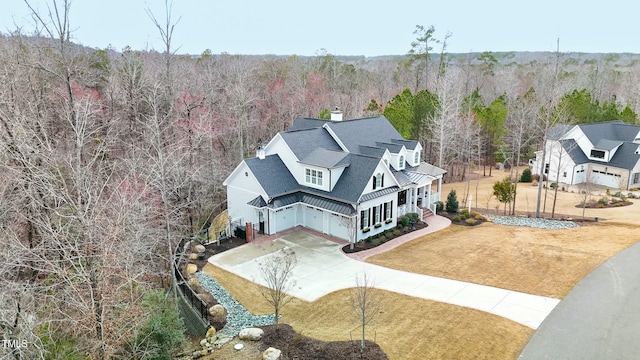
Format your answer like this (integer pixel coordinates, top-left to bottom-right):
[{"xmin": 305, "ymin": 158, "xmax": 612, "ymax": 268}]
[
  {"xmin": 360, "ymin": 159, "xmax": 401, "ymax": 198},
  {"xmin": 389, "ymin": 146, "xmax": 408, "ymax": 171},
  {"xmin": 224, "ymin": 161, "xmax": 269, "ymax": 227}
]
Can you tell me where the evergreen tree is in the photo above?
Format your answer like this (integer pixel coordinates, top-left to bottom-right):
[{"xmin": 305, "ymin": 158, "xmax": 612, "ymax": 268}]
[{"xmin": 445, "ymin": 190, "xmax": 459, "ymax": 213}]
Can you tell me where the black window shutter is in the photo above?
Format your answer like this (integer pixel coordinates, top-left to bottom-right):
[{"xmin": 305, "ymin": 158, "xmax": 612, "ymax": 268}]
[
  {"xmin": 390, "ymin": 200, "xmax": 393, "ymax": 218},
  {"xmin": 382, "ymin": 173, "xmax": 384, "ymax": 187},
  {"xmin": 383, "ymin": 202, "xmax": 387, "ymax": 219},
  {"xmin": 368, "ymin": 209, "xmax": 371, "ymax": 227},
  {"xmin": 360, "ymin": 210, "xmax": 365, "ymax": 229},
  {"xmin": 372, "ymin": 176, "xmax": 376, "ymax": 190}
]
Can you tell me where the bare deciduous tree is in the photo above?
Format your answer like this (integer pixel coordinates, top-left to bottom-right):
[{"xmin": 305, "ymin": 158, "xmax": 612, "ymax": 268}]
[
  {"xmin": 350, "ymin": 272, "xmax": 383, "ymax": 350},
  {"xmin": 259, "ymin": 248, "xmax": 297, "ymax": 331}
]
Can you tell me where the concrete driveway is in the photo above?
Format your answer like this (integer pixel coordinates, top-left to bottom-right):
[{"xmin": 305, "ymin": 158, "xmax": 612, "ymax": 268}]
[{"xmin": 208, "ymin": 230, "xmax": 559, "ymax": 329}]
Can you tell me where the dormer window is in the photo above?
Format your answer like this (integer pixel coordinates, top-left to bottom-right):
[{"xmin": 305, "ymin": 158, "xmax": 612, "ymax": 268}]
[
  {"xmin": 414, "ymin": 152, "xmax": 419, "ymax": 165},
  {"xmin": 398, "ymin": 155, "xmax": 405, "ymax": 170},
  {"xmin": 590, "ymin": 149, "xmax": 605, "ymax": 160},
  {"xmin": 305, "ymin": 168, "xmax": 323, "ymax": 186},
  {"xmin": 373, "ymin": 173, "xmax": 384, "ymax": 190}
]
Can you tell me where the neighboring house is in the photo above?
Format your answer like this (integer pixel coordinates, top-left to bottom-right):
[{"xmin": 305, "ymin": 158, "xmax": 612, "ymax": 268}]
[
  {"xmin": 223, "ymin": 112, "xmax": 446, "ymax": 245},
  {"xmin": 530, "ymin": 120, "xmax": 640, "ymax": 190}
]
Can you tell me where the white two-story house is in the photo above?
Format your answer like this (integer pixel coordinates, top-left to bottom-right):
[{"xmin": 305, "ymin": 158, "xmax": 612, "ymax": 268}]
[
  {"xmin": 223, "ymin": 112, "xmax": 446, "ymax": 245},
  {"xmin": 531, "ymin": 120, "xmax": 640, "ymax": 190}
]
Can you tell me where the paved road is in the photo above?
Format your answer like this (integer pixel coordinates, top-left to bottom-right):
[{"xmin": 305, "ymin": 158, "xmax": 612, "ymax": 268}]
[
  {"xmin": 519, "ymin": 241, "xmax": 640, "ymax": 359},
  {"xmin": 208, "ymin": 230, "xmax": 559, "ymax": 329}
]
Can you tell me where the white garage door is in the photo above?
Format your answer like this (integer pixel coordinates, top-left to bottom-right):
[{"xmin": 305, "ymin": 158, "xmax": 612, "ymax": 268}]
[
  {"xmin": 305, "ymin": 206, "xmax": 324, "ymax": 233},
  {"xmin": 328, "ymin": 214, "xmax": 349, "ymax": 240},
  {"xmin": 274, "ymin": 206, "xmax": 296, "ymax": 233},
  {"xmin": 591, "ymin": 170, "xmax": 622, "ymax": 189}
]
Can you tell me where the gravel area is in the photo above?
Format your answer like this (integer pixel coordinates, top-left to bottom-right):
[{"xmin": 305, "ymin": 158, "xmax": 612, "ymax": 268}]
[
  {"xmin": 195, "ymin": 272, "xmax": 275, "ymax": 337},
  {"xmin": 487, "ymin": 215, "xmax": 579, "ymax": 229}
]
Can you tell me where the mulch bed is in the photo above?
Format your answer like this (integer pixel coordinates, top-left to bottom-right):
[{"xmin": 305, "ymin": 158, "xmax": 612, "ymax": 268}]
[
  {"xmin": 439, "ymin": 211, "xmax": 489, "ymax": 226},
  {"xmin": 342, "ymin": 221, "xmax": 428, "ymax": 253},
  {"xmin": 258, "ymin": 324, "xmax": 388, "ymax": 360}
]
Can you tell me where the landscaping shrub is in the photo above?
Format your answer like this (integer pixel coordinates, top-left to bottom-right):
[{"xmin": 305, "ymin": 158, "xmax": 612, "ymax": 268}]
[
  {"xmin": 550, "ymin": 182, "xmax": 557, "ymax": 189},
  {"xmin": 520, "ymin": 168, "xmax": 532, "ymax": 182},
  {"xmin": 531, "ymin": 174, "xmax": 540, "ymax": 182},
  {"xmin": 445, "ymin": 190, "xmax": 459, "ymax": 213},
  {"xmin": 400, "ymin": 216, "xmax": 409, "ymax": 227},
  {"xmin": 465, "ymin": 218, "xmax": 477, "ymax": 225},
  {"xmin": 435, "ymin": 201, "xmax": 444, "ymax": 213},
  {"xmin": 470, "ymin": 211, "xmax": 481, "ymax": 218},
  {"xmin": 392, "ymin": 229, "xmax": 401, "ymax": 236},
  {"xmin": 474, "ymin": 213, "xmax": 486, "ymax": 221},
  {"xmin": 452, "ymin": 215, "xmax": 462, "ymax": 222},
  {"xmin": 407, "ymin": 213, "xmax": 419, "ymax": 222}
]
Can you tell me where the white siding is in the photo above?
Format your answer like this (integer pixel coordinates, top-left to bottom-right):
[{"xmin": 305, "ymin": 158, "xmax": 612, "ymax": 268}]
[
  {"xmin": 356, "ymin": 192, "xmax": 397, "ymax": 242},
  {"xmin": 224, "ymin": 162, "xmax": 267, "ymax": 227}
]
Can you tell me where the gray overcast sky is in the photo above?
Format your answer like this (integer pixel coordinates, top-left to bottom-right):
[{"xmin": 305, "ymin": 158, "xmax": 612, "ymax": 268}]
[{"xmin": 2, "ymin": 0, "xmax": 638, "ymax": 56}]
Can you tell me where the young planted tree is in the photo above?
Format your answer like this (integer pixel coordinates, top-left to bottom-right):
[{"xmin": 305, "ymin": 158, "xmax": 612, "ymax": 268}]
[
  {"xmin": 259, "ymin": 248, "xmax": 297, "ymax": 331},
  {"xmin": 493, "ymin": 177, "xmax": 516, "ymax": 214},
  {"xmin": 350, "ymin": 272, "xmax": 383, "ymax": 350},
  {"xmin": 445, "ymin": 189, "xmax": 460, "ymax": 213}
]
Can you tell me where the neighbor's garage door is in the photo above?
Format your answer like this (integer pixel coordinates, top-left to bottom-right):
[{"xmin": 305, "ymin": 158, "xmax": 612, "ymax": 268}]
[
  {"xmin": 592, "ymin": 170, "xmax": 622, "ymax": 189},
  {"xmin": 274, "ymin": 206, "xmax": 296, "ymax": 233},
  {"xmin": 305, "ymin": 206, "xmax": 324, "ymax": 233}
]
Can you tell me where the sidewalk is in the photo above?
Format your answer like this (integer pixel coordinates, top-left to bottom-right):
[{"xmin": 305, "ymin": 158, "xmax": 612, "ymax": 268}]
[{"xmin": 208, "ymin": 220, "xmax": 559, "ymax": 329}]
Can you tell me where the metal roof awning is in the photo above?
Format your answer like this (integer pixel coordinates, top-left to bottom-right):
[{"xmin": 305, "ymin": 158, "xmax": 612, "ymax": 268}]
[
  {"xmin": 263, "ymin": 191, "xmax": 356, "ymax": 216},
  {"xmin": 247, "ymin": 196, "xmax": 267, "ymax": 208},
  {"xmin": 359, "ymin": 186, "xmax": 400, "ymax": 202}
]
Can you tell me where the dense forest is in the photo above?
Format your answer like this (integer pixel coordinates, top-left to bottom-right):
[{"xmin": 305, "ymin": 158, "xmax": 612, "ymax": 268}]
[{"xmin": 2, "ymin": 1, "xmax": 640, "ymax": 359}]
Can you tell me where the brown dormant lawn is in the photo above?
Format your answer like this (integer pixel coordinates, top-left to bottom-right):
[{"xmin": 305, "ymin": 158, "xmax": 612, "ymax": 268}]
[
  {"xmin": 202, "ymin": 175, "xmax": 639, "ymax": 359},
  {"xmin": 202, "ymin": 264, "xmax": 531, "ymax": 360}
]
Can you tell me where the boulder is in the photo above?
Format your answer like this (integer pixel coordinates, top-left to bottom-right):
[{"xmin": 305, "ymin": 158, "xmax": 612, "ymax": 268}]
[
  {"xmin": 194, "ymin": 244, "xmax": 206, "ymax": 253},
  {"xmin": 199, "ymin": 338, "xmax": 209, "ymax": 348},
  {"xmin": 188, "ymin": 277, "xmax": 199, "ymax": 287},
  {"xmin": 198, "ymin": 292, "xmax": 215, "ymax": 304},
  {"xmin": 185, "ymin": 263, "xmax": 198, "ymax": 274},
  {"xmin": 188, "ymin": 252, "xmax": 199, "ymax": 260},
  {"xmin": 208, "ymin": 304, "xmax": 227, "ymax": 324},
  {"xmin": 262, "ymin": 347, "xmax": 282, "ymax": 360},
  {"xmin": 238, "ymin": 327, "xmax": 264, "ymax": 341},
  {"xmin": 205, "ymin": 326, "xmax": 217, "ymax": 338}
]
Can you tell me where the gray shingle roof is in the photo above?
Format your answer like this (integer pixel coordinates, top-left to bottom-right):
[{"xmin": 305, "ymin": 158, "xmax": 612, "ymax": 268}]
[
  {"xmin": 595, "ymin": 139, "xmax": 623, "ymax": 151},
  {"xmin": 299, "ymin": 148, "xmax": 349, "ymax": 168},
  {"xmin": 562, "ymin": 139, "xmax": 589, "ymax": 164},
  {"xmin": 280, "ymin": 127, "xmax": 342, "ymax": 160},
  {"xmin": 561, "ymin": 121, "xmax": 640, "ymax": 170},
  {"xmin": 289, "ymin": 117, "xmax": 331, "ymax": 131},
  {"xmin": 245, "ymin": 154, "xmax": 298, "ymax": 197},
  {"xmin": 392, "ymin": 139, "xmax": 419, "ymax": 150},
  {"xmin": 324, "ymin": 116, "xmax": 405, "ymax": 153},
  {"xmin": 580, "ymin": 120, "xmax": 637, "ymax": 143}
]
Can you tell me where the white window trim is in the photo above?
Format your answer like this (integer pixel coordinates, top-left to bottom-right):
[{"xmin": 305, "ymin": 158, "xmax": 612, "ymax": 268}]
[{"xmin": 305, "ymin": 168, "xmax": 323, "ymax": 186}]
